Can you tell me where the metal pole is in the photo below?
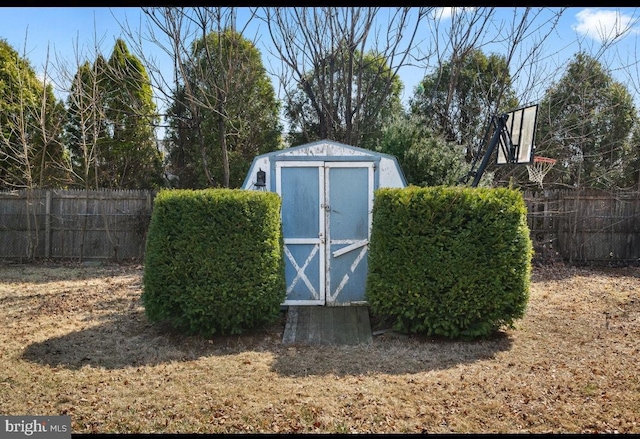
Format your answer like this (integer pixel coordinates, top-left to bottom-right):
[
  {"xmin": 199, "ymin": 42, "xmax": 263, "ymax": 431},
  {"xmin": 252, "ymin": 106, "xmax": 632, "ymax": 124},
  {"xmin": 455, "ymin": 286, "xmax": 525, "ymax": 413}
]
[{"xmin": 471, "ymin": 114, "xmax": 508, "ymax": 187}]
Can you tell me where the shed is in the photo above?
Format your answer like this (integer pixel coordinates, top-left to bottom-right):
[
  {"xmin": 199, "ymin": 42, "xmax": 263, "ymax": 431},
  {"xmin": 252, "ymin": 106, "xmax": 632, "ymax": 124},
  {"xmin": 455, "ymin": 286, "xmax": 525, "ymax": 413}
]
[{"xmin": 242, "ymin": 139, "xmax": 406, "ymax": 307}]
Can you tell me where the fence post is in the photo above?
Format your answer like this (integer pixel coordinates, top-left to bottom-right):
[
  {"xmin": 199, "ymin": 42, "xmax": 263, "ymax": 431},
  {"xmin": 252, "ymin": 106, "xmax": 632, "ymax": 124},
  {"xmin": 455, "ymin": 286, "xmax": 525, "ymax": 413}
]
[{"xmin": 45, "ymin": 190, "xmax": 51, "ymax": 259}]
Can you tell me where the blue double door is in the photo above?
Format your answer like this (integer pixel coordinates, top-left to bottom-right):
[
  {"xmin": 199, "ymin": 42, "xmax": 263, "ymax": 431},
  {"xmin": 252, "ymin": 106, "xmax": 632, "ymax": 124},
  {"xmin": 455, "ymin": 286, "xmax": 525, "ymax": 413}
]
[{"xmin": 276, "ymin": 161, "xmax": 374, "ymax": 306}]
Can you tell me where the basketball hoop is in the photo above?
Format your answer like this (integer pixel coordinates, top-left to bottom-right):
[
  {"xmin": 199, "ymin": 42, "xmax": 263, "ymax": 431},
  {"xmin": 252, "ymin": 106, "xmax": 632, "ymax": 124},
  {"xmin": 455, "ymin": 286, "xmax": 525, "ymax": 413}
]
[{"xmin": 526, "ymin": 156, "xmax": 556, "ymax": 188}]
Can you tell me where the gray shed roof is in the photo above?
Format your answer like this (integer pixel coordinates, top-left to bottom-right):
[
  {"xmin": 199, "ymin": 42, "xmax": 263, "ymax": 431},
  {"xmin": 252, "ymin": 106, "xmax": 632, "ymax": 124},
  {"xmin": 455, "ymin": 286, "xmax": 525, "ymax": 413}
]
[{"xmin": 242, "ymin": 139, "xmax": 407, "ymax": 189}]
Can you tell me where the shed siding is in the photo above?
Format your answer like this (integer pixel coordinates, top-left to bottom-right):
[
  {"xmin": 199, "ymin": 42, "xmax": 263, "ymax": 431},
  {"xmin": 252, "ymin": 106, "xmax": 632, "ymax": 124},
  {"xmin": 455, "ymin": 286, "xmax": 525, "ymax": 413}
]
[{"xmin": 242, "ymin": 139, "xmax": 406, "ymax": 306}]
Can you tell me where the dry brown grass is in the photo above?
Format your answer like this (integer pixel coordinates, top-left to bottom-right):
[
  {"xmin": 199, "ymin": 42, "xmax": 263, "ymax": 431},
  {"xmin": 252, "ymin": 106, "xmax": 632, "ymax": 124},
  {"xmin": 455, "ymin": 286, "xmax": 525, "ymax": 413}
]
[{"xmin": 0, "ymin": 261, "xmax": 639, "ymax": 433}]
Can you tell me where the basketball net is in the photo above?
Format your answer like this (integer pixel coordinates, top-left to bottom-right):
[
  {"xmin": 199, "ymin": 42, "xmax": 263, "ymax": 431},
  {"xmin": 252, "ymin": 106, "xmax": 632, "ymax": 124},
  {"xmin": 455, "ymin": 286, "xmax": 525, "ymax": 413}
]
[{"xmin": 526, "ymin": 156, "xmax": 556, "ymax": 189}]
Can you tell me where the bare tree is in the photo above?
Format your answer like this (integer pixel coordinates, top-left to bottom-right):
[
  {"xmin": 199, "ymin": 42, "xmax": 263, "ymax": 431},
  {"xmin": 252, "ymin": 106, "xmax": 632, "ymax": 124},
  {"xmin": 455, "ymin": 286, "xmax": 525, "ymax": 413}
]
[
  {"xmin": 424, "ymin": 8, "xmax": 497, "ymax": 125},
  {"xmin": 607, "ymin": 10, "xmax": 640, "ymax": 189},
  {"xmin": 0, "ymin": 34, "xmax": 70, "ymax": 259},
  {"xmin": 425, "ymin": 8, "xmax": 565, "ymax": 134},
  {"xmin": 529, "ymin": 8, "xmax": 640, "ymax": 190},
  {"xmin": 263, "ymin": 7, "xmax": 430, "ymax": 146},
  {"xmin": 55, "ymin": 26, "xmax": 164, "ymax": 259},
  {"xmin": 0, "ymin": 39, "xmax": 69, "ymax": 190},
  {"xmin": 411, "ymin": 8, "xmax": 572, "ymax": 187},
  {"xmin": 121, "ymin": 7, "xmax": 268, "ymax": 188},
  {"xmin": 0, "ymin": 39, "xmax": 38, "ymax": 259},
  {"xmin": 58, "ymin": 38, "xmax": 106, "ymax": 190}
]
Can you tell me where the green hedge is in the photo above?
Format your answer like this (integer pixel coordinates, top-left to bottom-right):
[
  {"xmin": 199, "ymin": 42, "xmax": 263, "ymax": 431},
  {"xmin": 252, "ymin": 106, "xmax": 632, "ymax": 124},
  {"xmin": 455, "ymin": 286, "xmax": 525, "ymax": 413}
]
[
  {"xmin": 142, "ymin": 189, "xmax": 286, "ymax": 336},
  {"xmin": 366, "ymin": 186, "xmax": 533, "ymax": 339}
]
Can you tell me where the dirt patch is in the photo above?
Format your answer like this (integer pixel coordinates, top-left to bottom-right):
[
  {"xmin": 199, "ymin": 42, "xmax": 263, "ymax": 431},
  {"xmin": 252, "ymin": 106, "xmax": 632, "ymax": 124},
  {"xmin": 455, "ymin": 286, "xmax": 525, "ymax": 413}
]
[{"xmin": 0, "ymin": 261, "xmax": 638, "ymax": 433}]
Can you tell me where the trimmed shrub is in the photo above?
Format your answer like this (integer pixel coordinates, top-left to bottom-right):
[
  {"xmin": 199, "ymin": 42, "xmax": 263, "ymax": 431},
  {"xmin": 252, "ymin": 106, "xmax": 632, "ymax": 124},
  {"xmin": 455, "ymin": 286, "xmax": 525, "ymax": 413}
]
[
  {"xmin": 142, "ymin": 189, "xmax": 286, "ymax": 336},
  {"xmin": 366, "ymin": 186, "xmax": 533, "ymax": 339}
]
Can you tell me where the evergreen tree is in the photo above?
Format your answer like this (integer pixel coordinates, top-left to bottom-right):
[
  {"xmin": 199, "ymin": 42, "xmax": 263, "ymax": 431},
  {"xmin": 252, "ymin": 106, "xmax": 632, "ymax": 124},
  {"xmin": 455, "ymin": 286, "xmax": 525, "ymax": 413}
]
[
  {"xmin": 536, "ymin": 52, "xmax": 637, "ymax": 189},
  {"xmin": 411, "ymin": 49, "xmax": 519, "ymax": 163},
  {"xmin": 0, "ymin": 39, "xmax": 68, "ymax": 189},
  {"xmin": 65, "ymin": 60, "xmax": 107, "ymax": 189},
  {"xmin": 285, "ymin": 44, "xmax": 403, "ymax": 149},
  {"xmin": 65, "ymin": 39, "xmax": 163, "ymax": 189},
  {"xmin": 103, "ymin": 39, "xmax": 163, "ymax": 189},
  {"xmin": 374, "ymin": 112, "xmax": 492, "ymax": 187},
  {"xmin": 165, "ymin": 28, "xmax": 281, "ymax": 189},
  {"xmin": 626, "ymin": 125, "xmax": 640, "ymax": 190}
]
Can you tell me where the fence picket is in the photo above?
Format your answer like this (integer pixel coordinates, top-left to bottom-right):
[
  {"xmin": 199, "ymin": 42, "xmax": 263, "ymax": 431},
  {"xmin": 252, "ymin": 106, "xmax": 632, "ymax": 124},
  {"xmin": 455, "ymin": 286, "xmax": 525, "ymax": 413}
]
[
  {"xmin": 0, "ymin": 189, "xmax": 156, "ymax": 262},
  {"xmin": 0, "ymin": 188, "xmax": 638, "ymax": 263},
  {"xmin": 524, "ymin": 189, "xmax": 640, "ymax": 263}
]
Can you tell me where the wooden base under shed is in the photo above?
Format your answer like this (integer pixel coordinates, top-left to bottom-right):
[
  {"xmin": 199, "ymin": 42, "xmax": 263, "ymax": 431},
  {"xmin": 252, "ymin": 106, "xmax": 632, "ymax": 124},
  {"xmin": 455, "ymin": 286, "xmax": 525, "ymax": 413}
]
[{"xmin": 282, "ymin": 306, "xmax": 372, "ymax": 346}]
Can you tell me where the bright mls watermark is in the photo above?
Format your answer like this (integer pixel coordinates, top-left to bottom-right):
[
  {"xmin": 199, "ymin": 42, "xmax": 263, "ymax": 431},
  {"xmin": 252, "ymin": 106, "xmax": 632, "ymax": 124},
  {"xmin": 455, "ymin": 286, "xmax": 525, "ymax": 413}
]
[{"xmin": 0, "ymin": 416, "xmax": 70, "ymax": 439}]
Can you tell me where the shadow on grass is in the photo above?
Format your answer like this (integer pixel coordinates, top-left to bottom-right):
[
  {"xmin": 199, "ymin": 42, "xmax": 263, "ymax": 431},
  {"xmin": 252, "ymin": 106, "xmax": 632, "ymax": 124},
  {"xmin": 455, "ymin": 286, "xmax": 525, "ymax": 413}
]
[
  {"xmin": 22, "ymin": 306, "xmax": 513, "ymax": 376},
  {"xmin": 21, "ymin": 308, "xmax": 284, "ymax": 370},
  {"xmin": 271, "ymin": 331, "xmax": 513, "ymax": 377}
]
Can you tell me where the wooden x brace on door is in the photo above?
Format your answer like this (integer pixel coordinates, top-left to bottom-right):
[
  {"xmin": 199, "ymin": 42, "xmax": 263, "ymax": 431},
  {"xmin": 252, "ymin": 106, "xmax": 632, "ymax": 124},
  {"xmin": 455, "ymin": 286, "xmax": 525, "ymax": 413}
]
[
  {"xmin": 284, "ymin": 244, "xmax": 320, "ymax": 300},
  {"xmin": 328, "ymin": 240, "xmax": 368, "ymax": 302}
]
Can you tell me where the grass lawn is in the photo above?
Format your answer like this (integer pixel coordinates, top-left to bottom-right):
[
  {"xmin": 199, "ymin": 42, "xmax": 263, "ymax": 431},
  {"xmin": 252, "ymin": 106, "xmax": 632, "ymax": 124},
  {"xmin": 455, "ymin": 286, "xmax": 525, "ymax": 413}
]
[{"xmin": 0, "ymin": 262, "xmax": 638, "ymax": 433}]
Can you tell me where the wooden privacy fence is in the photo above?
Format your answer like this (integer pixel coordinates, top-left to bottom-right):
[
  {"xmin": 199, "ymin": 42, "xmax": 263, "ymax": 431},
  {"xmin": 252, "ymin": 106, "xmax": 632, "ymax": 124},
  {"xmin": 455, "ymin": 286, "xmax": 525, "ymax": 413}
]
[
  {"xmin": 524, "ymin": 189, "xmax": 640, "ymax": 264},
  {"xmin": 1, "ymin": 188, "xmax": 638, "ymax": 264},
  {"xmin": 0, "ymin": 189, "xmax": 155, "ymax": 262}
]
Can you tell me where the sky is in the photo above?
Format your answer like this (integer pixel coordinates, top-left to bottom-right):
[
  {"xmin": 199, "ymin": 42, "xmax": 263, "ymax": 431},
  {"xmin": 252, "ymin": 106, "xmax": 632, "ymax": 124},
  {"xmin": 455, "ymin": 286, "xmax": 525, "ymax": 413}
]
[{"xmin": 2, "ymin": 7, "xmax": 640, "ymax": 128}]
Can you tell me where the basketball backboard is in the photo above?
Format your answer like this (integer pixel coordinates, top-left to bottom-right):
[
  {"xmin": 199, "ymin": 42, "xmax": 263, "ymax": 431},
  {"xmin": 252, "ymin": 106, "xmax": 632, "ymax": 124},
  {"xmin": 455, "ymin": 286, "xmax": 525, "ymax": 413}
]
[{"xmin": 496, "ymin": 104, "xmax": 538, "ymax": 165}]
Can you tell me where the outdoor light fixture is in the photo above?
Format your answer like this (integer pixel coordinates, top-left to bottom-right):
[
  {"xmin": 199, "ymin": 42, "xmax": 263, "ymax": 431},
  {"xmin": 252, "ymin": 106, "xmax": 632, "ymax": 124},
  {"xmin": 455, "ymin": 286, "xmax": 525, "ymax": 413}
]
[{"xmin": 255, "ymin": 168, "xmax": 266, "ymax": 188}]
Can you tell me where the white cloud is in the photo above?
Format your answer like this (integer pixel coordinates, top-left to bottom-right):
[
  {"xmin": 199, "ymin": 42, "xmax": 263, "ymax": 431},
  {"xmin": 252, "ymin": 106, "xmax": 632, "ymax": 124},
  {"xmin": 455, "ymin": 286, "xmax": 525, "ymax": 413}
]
[
  {"xmin": 434, "ymin": 7, "xmax": 476, "ymax": 20},
  {"xmin": 573, "ymin": 8, "xmax": 638, "ymax": 43}
]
